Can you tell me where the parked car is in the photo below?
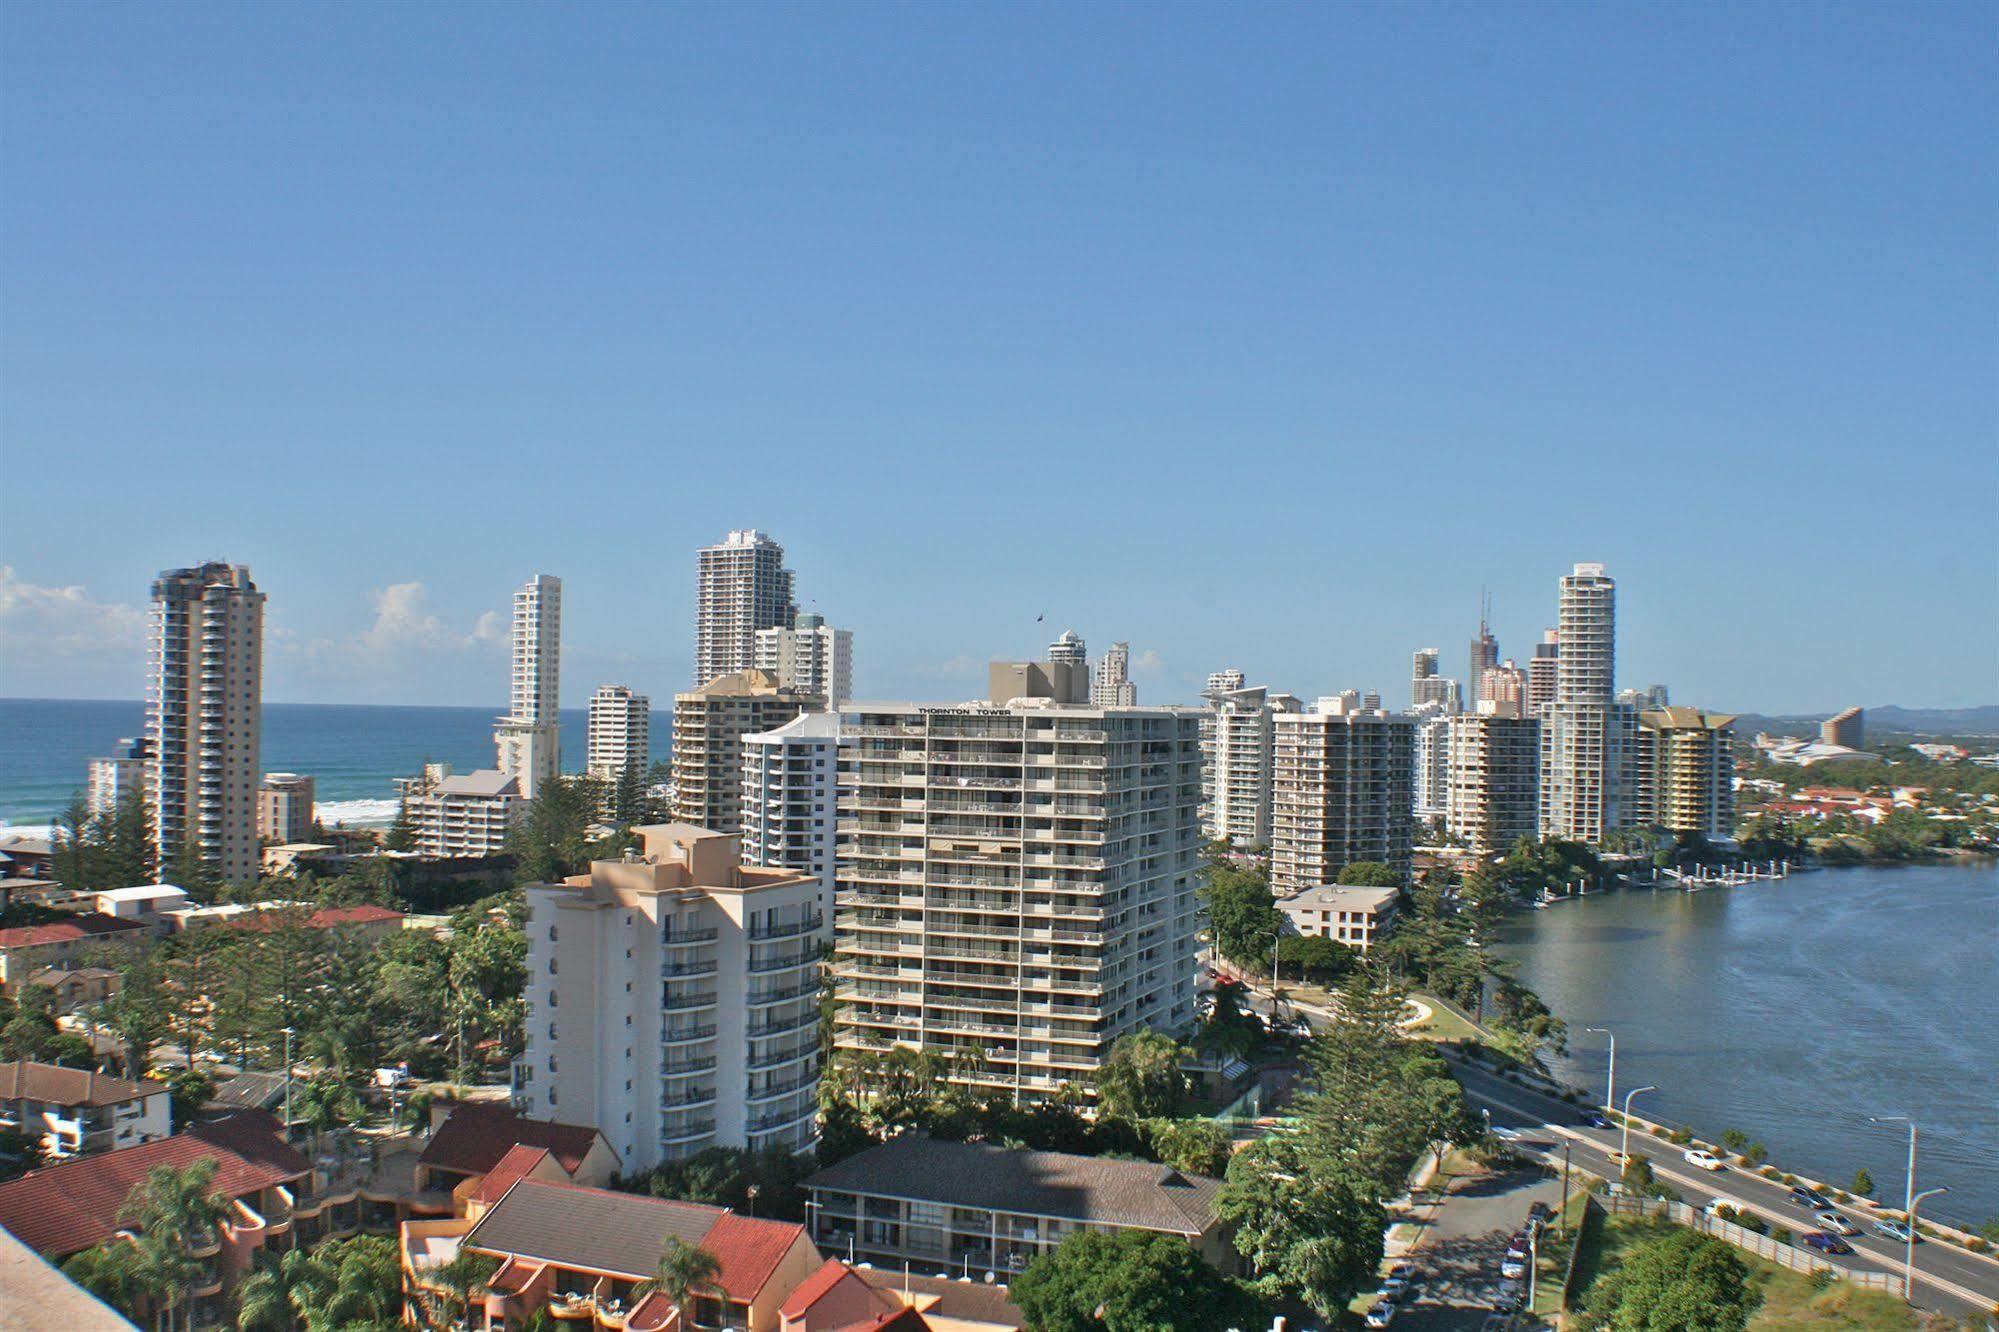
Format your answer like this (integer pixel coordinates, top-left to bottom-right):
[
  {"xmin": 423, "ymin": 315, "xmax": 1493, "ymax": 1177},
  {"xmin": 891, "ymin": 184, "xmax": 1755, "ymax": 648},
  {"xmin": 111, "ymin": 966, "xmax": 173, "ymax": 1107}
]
[
  {"xmin": 1873, "ymin": 1219, "xmax": 1922, "ymax": 1244},
  {"xmin": 1494, "ymin": 1278, "xmax": 1526, "ymax": 1311},
  {"xmin": 1500, "ymin": 1255, "xmax": 1529, "ymax": 1280},
  {"xmin": 1800, "ymin": 1231, "xmax": 1854, "ymax": 1256},
  {"xmin": 1790, "ymin": 1186, "xmax": 1833, "ymax": 1210},
  {"xmin": 1815, "ymin": 1211, "xmax": 1859, "ymax": 1235},
  {"xmin": 1376, "ymin": 1277, "xmax": 1409, "ymax": 1303},
  {"xmin": 1683, "ymin": 1149, "xmax": 1724, "ymax": 1171},
  {"xmin": 1386, "ymin": 1262, "xmax": 1417, "ymax": 1282},
  {"xmin": 1580, "ymin": 1110, "xmax": 1613, "ymax": 1129},
  {"xmin": 1490, "ymin": 1125, "xmax": 1522, "ymax": 1142},
  {"xmin": 1365, "ymin": 1301, "xmax": 1397, "ymax": 1328}
]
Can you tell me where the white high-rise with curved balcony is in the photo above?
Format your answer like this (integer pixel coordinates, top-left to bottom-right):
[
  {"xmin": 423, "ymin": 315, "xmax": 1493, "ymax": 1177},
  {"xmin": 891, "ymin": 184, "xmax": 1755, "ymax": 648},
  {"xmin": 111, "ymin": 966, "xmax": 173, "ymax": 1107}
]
[{"xmin": 495, "ymin": 574, "xmax": 562, "ymax": 800}]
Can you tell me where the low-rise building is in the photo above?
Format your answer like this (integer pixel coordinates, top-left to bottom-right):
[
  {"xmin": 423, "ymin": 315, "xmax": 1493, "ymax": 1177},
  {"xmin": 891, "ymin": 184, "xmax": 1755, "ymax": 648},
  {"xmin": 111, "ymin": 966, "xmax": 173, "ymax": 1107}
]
[
  {"xmin": 0, "ymin": 1061, "xmax": 171, "ymax": 1160},
  {"xmin": 395, "ymin": 765, "xmax": 526, "ymax": 857},
  {"xmin": 414, "ymin": 1102, "xmax": 620, "ymax": 1198},
  {"xmin": 407, "ymin": 1177, "xmax": 822, "ymax": 1332},
  {"xmin": 803, "ymin": 1138, "xmax": 1229, "ymax": 1277},
  {"xmin": 1276, "ymin": 883, "xmax": 1399, "ymax": 951},
  {"xmin": 781, "ymin": 1260, "xmax": 1021, "ymax": 1331},
  {"xmin": 255, "ymin": 773, "xmax": 317, "ymax": 845},
  {"xmin": 0, "ymin": 915, "xmax": 150, "ymax": 997},
  {"xmin": 0, "ymin": 1112, "xmax": 312, "ymax": 1326},
  {"xmin": 26, "ymin": 966, "xmax": 122, "ymax": 1013},
  {"xmin": 89, "ymin": 884, "xmax": 191, "ymax": 924}
]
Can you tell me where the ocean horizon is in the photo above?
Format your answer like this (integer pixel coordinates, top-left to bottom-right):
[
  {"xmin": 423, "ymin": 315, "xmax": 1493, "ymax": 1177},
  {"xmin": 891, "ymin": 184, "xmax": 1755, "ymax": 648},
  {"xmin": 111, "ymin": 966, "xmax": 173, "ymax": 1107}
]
[{"xmin": 0, "ymin": 696, "xmax": 668, "ymax": 836}]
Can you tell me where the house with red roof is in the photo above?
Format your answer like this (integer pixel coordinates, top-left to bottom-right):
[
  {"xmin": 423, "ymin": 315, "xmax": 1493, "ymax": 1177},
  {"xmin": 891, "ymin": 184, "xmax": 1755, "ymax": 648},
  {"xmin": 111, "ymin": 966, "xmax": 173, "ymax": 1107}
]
[
  {"xmin": 0, "ymin": 913, "xmax": 149, "ymax": 997},
  {"xmin": 779, "ymin": 1260, "xmax": 1019, "ymax": 1332},
  {"xmin": 415, "ymin": 1101, "xmax": 620, "ymax": 1198},
  {"xmin": 402, "ymin": 1176, "xmax": 821, "ymax": 1332},
  {"xmin": 0, "ymin": 1111, "xmax": 311, "ymax": 1327}
]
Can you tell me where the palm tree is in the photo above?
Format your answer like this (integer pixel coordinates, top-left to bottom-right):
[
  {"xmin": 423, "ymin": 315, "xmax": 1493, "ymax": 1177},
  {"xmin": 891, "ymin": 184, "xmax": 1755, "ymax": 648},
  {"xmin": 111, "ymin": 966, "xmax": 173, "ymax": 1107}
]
[
  {"xmin": 417, "ymin": 1246, "xmax": 499, "ymax": 1331},
  {"xmin": 118, "ymin": 1159, "xmax": 231, "ymax": 1332},
  {"xmin": 638, "ymin": 1237, "xmax": 723, "ymax": 1329},
  {"xmin": 62, "ymin": 1238, "xmax": 151, "ymax": 1320}
]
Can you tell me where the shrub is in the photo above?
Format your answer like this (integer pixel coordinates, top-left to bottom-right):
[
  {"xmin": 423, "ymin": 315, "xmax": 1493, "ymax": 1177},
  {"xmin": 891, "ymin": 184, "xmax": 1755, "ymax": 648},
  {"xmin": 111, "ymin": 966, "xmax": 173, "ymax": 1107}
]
[
  {"xmin": 1668, "ymin": 1127, "xmax": 1693, "ymax": 1146},
  {"xmin": 1807, "ymin": 1268, "xmax": 1835, "ymax": 1293},
  {"xmin": 1963, "ymin": 1237, "xmax": 1987, "ymax": 1254},
  {"xmin": 1650, "ymin": 1125, "xmax": 1670, "ymax": 1139},
  {"xmin": 1743, "ymin": 1141, "xmax": 1768, "ymax": 1167},
  {"xmin": 1831, "ymin": 1189, "xmax": 1848, "ymax": 1203},
  {"xmin": 1851, "ymin": 1167, "xmax": 1874, "ymax": 1197},
  {"xmin": 1720, "ymin": 1128, "xmax": 1748, "ymax": 1154},
  {"xmin": 1773, "ymin": 1226, "xmax": 1794, "ymax": 1245},
  {"xmin": 1760, "ymin": 1167, "xmax": 1782, "ymax": 1180},
  {"xmin": 1780, "ymin": 1173, "xmax": 1796, "ymax": 1185}
]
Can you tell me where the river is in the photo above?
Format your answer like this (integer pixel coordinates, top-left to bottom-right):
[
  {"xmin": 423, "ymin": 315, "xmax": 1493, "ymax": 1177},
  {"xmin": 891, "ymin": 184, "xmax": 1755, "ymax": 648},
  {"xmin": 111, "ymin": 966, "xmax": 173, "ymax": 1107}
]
[{"xmin": 1492, "ymin": 860, "xmax": 1999, "ymax": 1230}]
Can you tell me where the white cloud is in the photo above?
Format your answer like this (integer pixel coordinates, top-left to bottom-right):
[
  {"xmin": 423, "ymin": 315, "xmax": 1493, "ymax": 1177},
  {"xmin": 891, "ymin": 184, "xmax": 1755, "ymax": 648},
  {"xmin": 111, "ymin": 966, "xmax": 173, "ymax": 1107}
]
[
  {"xmin": 1132, "ymin": 649, "xmax": 1165, "ymax": 677},
  {"xmin": 276, "ymin": 581, "xmax": 503, "ymax": 665},
  {"xmin": 0, "ymin": 566, "xmax": 147, "ymax": 656}
]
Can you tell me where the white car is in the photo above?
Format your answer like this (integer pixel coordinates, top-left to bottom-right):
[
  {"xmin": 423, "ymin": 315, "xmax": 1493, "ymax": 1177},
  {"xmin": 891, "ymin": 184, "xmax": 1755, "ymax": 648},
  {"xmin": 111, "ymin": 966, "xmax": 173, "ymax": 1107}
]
[
  {"xmin": 1490, "ymin": 1125, "xmax": 1523, "ymax": 1142},
  {"xmin": 1815, "ymin": 1210, "xmax": 1860, "ymax": 1236},
  {"xmin": 1364, "ymin": 1302, "xmax": 1397, "ymax": 1329},
  {"xmin": 1683, "ymin": 1149, "xmax": 1724, "ymax": 1171}
]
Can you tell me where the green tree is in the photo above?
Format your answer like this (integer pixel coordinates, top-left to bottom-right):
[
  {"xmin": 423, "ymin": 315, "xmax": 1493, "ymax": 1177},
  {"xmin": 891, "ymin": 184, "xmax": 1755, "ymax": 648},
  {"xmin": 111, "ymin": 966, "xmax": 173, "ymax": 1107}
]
[
  {"xmin": 1012, "ymin": 1229, "xmax": 1258, "ymax": 1332},
  {"xmin": 0, "ymin": 1124, "xmax": 45, "ymax": 1182},
  {"xmin": 1145, "ymin": 1118, "xmax": 1233, "ymax": 1178},
  {"xmin": 1200, "ymin": 851, "xmax": 1281, "ymax": 970},
  {"xmin": 1851, "ymin": 1167, "xmax": 1874, "ymax": 1196},
  {"xmin": 414, "ymin": 1246, "xmax": 500, "ymax": 1331},
  {"xmin": 63, "ymin": 1239, "xmax": 152, "ymax": 1319},
  {"xmin": 1334, "ymin": 860, "xmax": 1402, "ymax": 887},
  {"xmin": 1094, "ymin": 1029, "xmax": 1188, "ymax": 1120},
  {"xmin": 1579, "ymin": 1227, "xmax": 1759, "ymax": 1332},
  {"xmin": 383, "ymin": 794, "xmax": 418, "ymax": 853},
  {"xmin": 507, "ymin": 775, "xmax": 604, "ymax": 884},
  {"xmin": 96, "ymin": 788, "xmax": 155, "ymax": 890},
  {"xmin": 639, "ymin": 1237, "xmax": 722, "ymax": 1329},
  {"xmin": 1720, "ymin": 1128, "xmax": 1748, "ymax": 1155},
  {"xmin": 52, "ymin": 793, "xmax": 99, "ymax": 890},
  {"xmin": 1216, "ymin": 1133, "xmax": 1385, "ymax": 1318},
  {"xmin": 119, "ymin": 1158, "xmax": 232, "ymax": 1328}
]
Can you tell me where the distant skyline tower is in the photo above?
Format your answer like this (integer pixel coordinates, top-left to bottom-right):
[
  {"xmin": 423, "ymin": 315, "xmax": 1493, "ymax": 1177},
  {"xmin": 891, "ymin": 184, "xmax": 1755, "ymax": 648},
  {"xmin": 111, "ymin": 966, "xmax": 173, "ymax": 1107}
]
[
  {"xmin": 1411, "ymin": 647, "xmax": 1460, "ymax": 712},
  {"xmin": 1468, "ymin": 591, "xmax": 1499, "ymax": 703},
  {"xmin": 1047, "ymin": 628, "xmax": 1088, "ymax": 671},
  {"xmin": 147, "ymin": 561, "xmax": 264, "ymax": 883},
  {"xmin": 1092, "ymin": 641, "xmax": 1138, "ymax": 707},
  {"xmin": 1527, "ymin": 628, "xmax": 1560, "ymax": 714},
  {"xmin": 1480, "ymin": 659, "xmax": 1528, "ymax": 711},
  {"xmin": 586, "ymin": 683, "xmax": 651, "ymax": 804},
  {"xmin": 1541, "ymin": 562, "xmax": 1618, "ymax": 844},
  {"xmin": 695, "ymin": 529, "xmax": 797, "ymax": 688},
  {"xmin": 494, "ymin": 574, "xmax": 561, "ymax": 800}
]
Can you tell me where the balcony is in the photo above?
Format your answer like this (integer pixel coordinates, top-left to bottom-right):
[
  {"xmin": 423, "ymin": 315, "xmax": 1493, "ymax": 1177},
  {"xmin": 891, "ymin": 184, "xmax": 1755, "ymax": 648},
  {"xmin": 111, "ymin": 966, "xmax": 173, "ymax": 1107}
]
[
  {"xmin": 748, "ymin": 915, "xmax": 825, "ymax": 941},
  {"xmin": 661, "ymin": 1025, "xmax": 719, "ymax": 1045}
]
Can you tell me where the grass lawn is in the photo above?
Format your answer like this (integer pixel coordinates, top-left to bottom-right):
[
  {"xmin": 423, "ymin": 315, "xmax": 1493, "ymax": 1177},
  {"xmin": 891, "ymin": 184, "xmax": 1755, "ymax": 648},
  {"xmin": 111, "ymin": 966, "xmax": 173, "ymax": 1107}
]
[
  {"xmin": 1569, "ymin": 1207, "xmax": 1917, "ymax": 1331},
  {"xmin": 1406, "ymin": 992, "xmax": 1481, "ymax": 1042}
]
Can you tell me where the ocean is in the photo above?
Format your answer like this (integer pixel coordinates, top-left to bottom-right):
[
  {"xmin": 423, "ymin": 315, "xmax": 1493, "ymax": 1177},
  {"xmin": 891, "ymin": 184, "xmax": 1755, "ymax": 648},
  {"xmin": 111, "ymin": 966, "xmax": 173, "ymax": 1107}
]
[{"xmin": 0, "ymin": 697, "xmax": 669, "ymax": 834}]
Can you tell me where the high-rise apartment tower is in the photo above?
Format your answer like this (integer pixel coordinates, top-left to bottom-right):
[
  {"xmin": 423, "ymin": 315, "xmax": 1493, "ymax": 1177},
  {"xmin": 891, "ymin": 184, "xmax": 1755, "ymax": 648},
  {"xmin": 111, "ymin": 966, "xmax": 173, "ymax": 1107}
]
[
  {"xmin": 695, "ymin": 530, "xmax": 796, "ymax": 688},
  {"xmin": 494, "ymin": 574, "xmax": 562, "ymax": 800}
]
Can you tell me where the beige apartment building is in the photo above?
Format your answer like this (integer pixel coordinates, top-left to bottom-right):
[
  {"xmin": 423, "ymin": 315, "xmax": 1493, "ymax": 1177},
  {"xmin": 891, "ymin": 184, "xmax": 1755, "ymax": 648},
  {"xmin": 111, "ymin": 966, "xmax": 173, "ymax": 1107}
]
[
  {"xmin": 670, "ymin": 670, "xmax": 821, "ymax": 834},
  {"xmin": 1269, "ymin": 696, "xmax": 1415, "ymax": 895},
  {"xmin": 1447, "ymin": 700, "xmax": 1542, "ymax": 856},
  {"xmin": 395, "ymin": 764, "xmax": 524, "ymax": 857},
  {"xmin": 518, "ymin": 824, "xmax": 823, "ymax": 1171},
  {"xmin": 585, "ymin": 683, "xmax": 651, "ymax": 810},
  {"xmin": 1277, "ymin": 883, "xmax": 1399, "ymax": 951},
  {"xmin": 1201, "ymin": 683, "xmax": 1301, "ymax": 849},
  {"xmin": 1634, "ymin": 707, "xmax": 1736, "ymax": 839},
  {"xmin": 831, "ymin": 663, "xmax": 1204, "ymax": 1103},
  {"xmin": 148, "ymin": 562, "xmax": 264, "ymax": 883},
  {"xmin": 255, "ymin": 773, "xmax": 315, "ymax": 844}
]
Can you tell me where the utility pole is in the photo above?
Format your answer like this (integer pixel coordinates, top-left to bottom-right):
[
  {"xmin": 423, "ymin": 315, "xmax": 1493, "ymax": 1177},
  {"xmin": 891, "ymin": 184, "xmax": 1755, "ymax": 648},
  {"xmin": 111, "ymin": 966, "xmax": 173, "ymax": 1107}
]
[{"xmin": 1560, "ymin": 1139, "xmax": 1573, "ymax": 1236}]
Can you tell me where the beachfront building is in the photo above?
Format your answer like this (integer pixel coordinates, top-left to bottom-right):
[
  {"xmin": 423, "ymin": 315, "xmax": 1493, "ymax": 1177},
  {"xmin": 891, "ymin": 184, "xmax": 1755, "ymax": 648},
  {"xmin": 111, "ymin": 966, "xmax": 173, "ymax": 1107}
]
[
  {"xmin": 1269, "ymin": 695, "xmax": 1415, "ymax": 894},
  {"xmin": 586, "ymin": 684, "xmax": 651, "ymax": 814},
  {"xmin": 832, "ymin": 665, "xmax": 1204, "ymax": 1103},
  {"xmin": 670, "ymin": 670, "xmax": 821, "ymax": 834},
  {"xmin": 148, "ymin": 562, "xmax": 265, "ymax": 884},
  {"xmin": 519, "ymin": 825, "xmax": 824, "ymax": 1171},
  {"xmin": 1447, "ymin": 700, "xmax": 1542, "ymax": 856},
  {"xmin": 740, "ymin": 712, "xmax": 842, "ymax": 924},
  {"xmin": 85, "ymin": 738, "xmax": 150, "ymax": 818},
  {"xmin": 255, "ymin": 773, "xmax": 315, "ymax": 845},
  {"xmin": 696, "ymin": 529, "xmax": 797, "ymax": 688},
  {"xmin": 494, "ymin": 575, "xmax": 562, "ymax": 801},
  {"xmin": 755, "ymin": 611, "xmax": 854, "ymax": 710},
  {"xmin": 395, "ymin": 764, "xmax": 525, "ymax": 858}
]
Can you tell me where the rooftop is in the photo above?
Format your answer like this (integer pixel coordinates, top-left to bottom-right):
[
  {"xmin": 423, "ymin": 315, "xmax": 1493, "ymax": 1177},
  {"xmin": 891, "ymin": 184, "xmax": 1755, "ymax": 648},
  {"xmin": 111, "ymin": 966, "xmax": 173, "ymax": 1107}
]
[
  {"xmin": 0, "ymin": 1061, "xmax": 157, "ymax": 1109},
  {"xmin": 1280, "ymin": 884, "xmax": 1400, "ymax": 914},
  {"xmin": 0, "ymin": 913, "xmax": 149, "ymax": 951},
  {"xmin": 804, "ymin": 1139, "xmax": 1221, "ymax": 1237},
  {"xmin": 429, "ymin": 769, "xmax": 521, "ymax": 799},
  {"xmin": 0, "ymin": 1112, "xmax": 308, "ymax": 1258},
  {"xmin": 418, "ymin": 1102, "xmax": 608, "ymax": 1180},
  {"xmin": 464, "ymin": 1178, "xmax": 805, "ymax": 1302}
]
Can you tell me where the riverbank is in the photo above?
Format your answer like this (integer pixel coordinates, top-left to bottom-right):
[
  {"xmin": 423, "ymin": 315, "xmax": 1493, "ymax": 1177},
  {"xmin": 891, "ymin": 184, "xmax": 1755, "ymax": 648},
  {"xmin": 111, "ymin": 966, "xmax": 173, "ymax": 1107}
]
[{"xmin": 1493, "ymin": 862, "xmax": 1999, "ymax": 1231}]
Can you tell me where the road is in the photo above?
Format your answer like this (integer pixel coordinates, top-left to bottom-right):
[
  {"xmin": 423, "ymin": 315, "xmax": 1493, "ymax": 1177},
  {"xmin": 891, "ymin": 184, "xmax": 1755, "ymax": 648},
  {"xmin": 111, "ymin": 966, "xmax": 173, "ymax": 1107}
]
[
  {"xmin": 1375, "ymin": 1164, "xmax": 1564, "ymax": 1331},
  {"xmin": 1448, "ymin": 1057, "xmax": 1999, "ymax": 1319}
]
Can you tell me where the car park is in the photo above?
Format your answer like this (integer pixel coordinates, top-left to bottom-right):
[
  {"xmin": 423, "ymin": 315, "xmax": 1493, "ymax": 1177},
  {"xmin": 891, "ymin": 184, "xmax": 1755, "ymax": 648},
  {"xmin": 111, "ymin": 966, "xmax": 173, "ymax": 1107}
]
[
  {"xmin": 1790, "ymin": 1186, "xmax": 1833, "ymax": 1210},
  {"xmin": 1364, "ymin": 1301, "xmax": 1397, "ymax": 1328},
  {"xmin": 1800, "ymin": 1231, "xmax": 1854, "ymax": 1256},
  {"xmin": 1376, "ymin": 1277, "xmax": 1409, "ymax": 1303},
  {"xmin": 1873, "ymin": 1219, "xmax": 1922, "ymax": 1244},
  {"xmin": 1815, "ymin": 1211, "xmax": 1859, "ymax": 1235},
  {"xmin": 1683, "ymin": 1149, "xmax": 1724, "ymax": 1171}
]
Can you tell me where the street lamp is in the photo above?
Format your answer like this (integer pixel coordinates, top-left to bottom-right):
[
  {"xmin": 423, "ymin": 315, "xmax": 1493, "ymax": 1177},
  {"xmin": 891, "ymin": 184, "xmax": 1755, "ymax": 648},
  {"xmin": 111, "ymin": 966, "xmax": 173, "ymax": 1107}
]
[
  {"xmin": 1618, "ymin": 1086, "xmax": 1658, "ymax": 1176},
  {"xmin": 1869, "ymin": 1115, "xmax": 1929, "ymax": 1304},
  {"xmin": 1584, "ymin": 1027, "xmax": 1615, "ymax": 1115},
  {"xmin": 1906, "ymin": 1187, "xmax": 1948, "ymax": 1301}
]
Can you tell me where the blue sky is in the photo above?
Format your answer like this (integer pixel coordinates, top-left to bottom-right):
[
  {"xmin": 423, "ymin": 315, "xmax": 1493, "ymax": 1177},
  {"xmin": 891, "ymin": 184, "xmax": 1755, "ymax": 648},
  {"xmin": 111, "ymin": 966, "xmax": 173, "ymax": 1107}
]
[{"xmin": 2, "ymin": 3, "xmax": 1993, "ymax": 712}]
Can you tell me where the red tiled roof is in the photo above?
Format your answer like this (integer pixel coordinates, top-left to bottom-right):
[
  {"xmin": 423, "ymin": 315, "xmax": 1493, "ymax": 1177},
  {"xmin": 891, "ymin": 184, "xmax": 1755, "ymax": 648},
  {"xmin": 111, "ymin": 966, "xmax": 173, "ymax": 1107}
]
[
  {"xmin": 418, "ymin": 1103, "xmax": 606, "ymax": 1179},
  {"xmin": 701, "ymin": 1210, "xmax": 806, "ymax": 1303},
  {"xmin": 840, "ymin": 1310, "xmax": 932, "ymax": 1332},
  {"xmin": 0, "ymin": 913, "xmax": 147, "ymax": 951},
  {"xmin": 782, "ymin": 1258, "xmax": 866, "ymax": 1319},
  {"xmin": 0, "ymin": 1112, "xmax": 309, "ymax": 1258},
  {"xmin": 625, "ymin": 1290, "xmax": 681, "ymax": 1332},
  {"xmin": 226, "ymin": 904, "xmax": 405, "ymax": 933},
  {"xmin": 0, "ymin": 1061, "xmax": 154, "ymax": 1109},
  {"xmin": 472, "ymin": 1145, "xmax": 550, "ymax": 1205}
]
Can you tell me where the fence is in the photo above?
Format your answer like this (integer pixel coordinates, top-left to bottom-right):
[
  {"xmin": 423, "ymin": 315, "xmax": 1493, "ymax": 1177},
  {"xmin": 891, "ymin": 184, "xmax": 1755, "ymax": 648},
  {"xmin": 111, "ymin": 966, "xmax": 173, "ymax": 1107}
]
[{"xmin": 1598, "ymin": 1194, "xmax": 1903, "ymax": 1294}]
